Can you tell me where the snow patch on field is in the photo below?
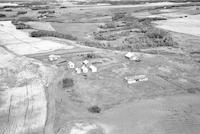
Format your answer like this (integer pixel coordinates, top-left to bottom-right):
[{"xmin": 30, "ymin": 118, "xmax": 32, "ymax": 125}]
[
  {"xmin": 70, "ymin": 123, "xmax": 98, "ymax": 134},
  {"xmin": 26, "ymin": 21, "xmax": 55, "ymax": 31},
  {"xmin": 0, "ymin": 21, "xmax": 74, "ymax": 55},
  {"xmin": 0, "ymin": 3, "xmax": 18, "ymax": 7},
  {"xmin": 155, "ymin": 15, "xmax": 200, "ymax": 36}
]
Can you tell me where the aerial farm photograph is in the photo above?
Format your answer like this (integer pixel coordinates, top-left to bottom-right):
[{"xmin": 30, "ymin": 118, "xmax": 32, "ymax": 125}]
[{"xmin": 0, "ymin": 0, "xmax": 200, "ymax": 134}]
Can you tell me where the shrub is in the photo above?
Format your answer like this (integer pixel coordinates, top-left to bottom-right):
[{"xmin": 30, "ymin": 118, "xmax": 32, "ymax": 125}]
[
  {"xmin": 88, "ymin": 105, "xmax": 101, "ymax": 113},
  {"xmin": 63, "ymin": 78, "xmax": 74, "ymax": 88},
  {"xmin": 4, "ymin": 9, "xmax": 12, "ymax": 12},
  {"xmin": 15, "ymin": 23, "xmax": 31, "ymax": 29},
  {"xmin": 11, "ymin": 19, "xmax": 18, "ymax": 25},
  {"xmin": 31, "ymin": 6, "xmax": 49, "ymax": 10},
  {"xmin": 30, "ymin": 30, "xmax": 77, "ymax": 41},
  {"xmin": 11, "ymin": 19, "xmax": 31, "ymax": 29},
  {"xmin": 83, "ymin": 41, "xmax": 109, "ymax": 49},
  {"xmin": 16, "ymin": 17, "xmax": 37, "ymax": 22},
  {"xmin": 17, "ymin": 11, "xmax": 27, "ymax": 15},
  {"xmin": 2, "ymin": 5, "xmax": 23, "ymax": 9},
  {"xmin": 99, "ymin": 23, "xmax": 116, "ymax": 29},
  {"xmin": 112, "ymin": 12, "xmax": 126, "ymax": 21},
  {"xmin": 0, "ymin": 14, "xmax": 6, "ymax": 18},
  {"xmin": 85, "ymin": 53, "xmax": 99, "ymax": 59},
  {"xmin": 60, "ymin": 6, "xmax": 67, "ymax": 9},
  {"xmin": 146, "ymin": 28, "xmax": 168, "ymax": 39},
  {"xmin": 139, "ymin": 17, "xmax": 167, "ymax": 22},
  {"xmin": 145, "ymin": 28, "xmax": 175, "ymax": 47},
  {"xmin": 94, "ymin": 33, "xmax": 117, "ymax": 41},
  {"xmin": 38, "ymin": 10, "xmax": 55, "ymax": 14}
]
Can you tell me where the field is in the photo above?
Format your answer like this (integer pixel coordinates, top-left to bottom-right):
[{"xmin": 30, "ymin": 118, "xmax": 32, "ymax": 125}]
[{"xmin": 0, "ymin": 1, "xmax": 200, "ymax": 134}]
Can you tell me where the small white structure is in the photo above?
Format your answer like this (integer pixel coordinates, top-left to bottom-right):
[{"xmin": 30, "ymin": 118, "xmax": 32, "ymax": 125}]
[
  {"xmin": 48, "ymin": 54, "xmax": 60, "ymax": 61},
  {"xmin": 89, "ymin": 65, "xmax": 97, "ymax": 73},
  {"xmin": 83, "ymin": 60, "xmax": 89, "ymax": 65},
  {"xmin": 68, "ymin": 61, "xmax": 75, "ymax": 69},
  {"xmin": 125, "ymin": 52, "xmax": 134, "ymax": 58},
  {"xmin": 125, "ymin": 75, "xmax": 148, "ymax": 84},
  {"xmin": 75, "ymin": 68, "xmax": 81, "ymax": 74},
  {"xmin": 125, "ymin": 52, "xmax": 140, "ymax": 62},
  {"xmin": 81, "ymin": 65, "xmax": 88, "ymax": 73}
]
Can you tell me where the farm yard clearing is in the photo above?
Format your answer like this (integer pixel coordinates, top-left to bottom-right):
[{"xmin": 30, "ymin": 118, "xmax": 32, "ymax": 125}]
[{"xmin": 0, "ymin": 1, "xmax": 200, "ymax": 134}]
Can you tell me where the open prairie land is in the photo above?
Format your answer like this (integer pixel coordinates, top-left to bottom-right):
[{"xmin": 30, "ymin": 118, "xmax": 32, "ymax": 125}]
[{"xmin": 0, "ymin": 1, "xmax": 200, "ymax": 134}]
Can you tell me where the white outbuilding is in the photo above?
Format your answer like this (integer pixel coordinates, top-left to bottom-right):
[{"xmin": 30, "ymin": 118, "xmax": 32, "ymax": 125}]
[
  {"xmin": 75, "ymin": 68, "xmax": 81, "ymax": 74},
  {"xmin": 48, "ymin": 54, "xmax": 60, "ymax": 61},
  {"xmin": 125, "ymin": 75, "xmax": 148, "ymax": 84},
  {"xmin": 68, "ymin": 61, "xmax": 75, "ymax": 69},
  {"xmin": 89, "ymin": 65, "xmax": 97, "ymax": 73},
  {"xmin": 83, "ymin": 60, "xmax": 89, "ymax": 65},
  {"xmin": 81, "ymin": 65, "xmax": 88, "ymax": 73},
  {"xmin": 125, "ymin": 52, "xmax": 140, "ymax": 62},
  {"xmin": 125, "ymin": 52, "xmax": 134, "ymax": 59}
]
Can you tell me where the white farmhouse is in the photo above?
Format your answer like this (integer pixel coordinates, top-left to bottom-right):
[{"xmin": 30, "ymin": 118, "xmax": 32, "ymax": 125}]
[
  {"xmin": 89, "ymin": 65, "xmax": 97, "ymax": 73},
  {"xmin": 83, "ymin": 60, "xmax": 89, "ymax": 65},
  {"xmin": 125, "ymin": 52, "xmax": 134, "ymax": 59},
  {"xmin": 75, "ymin": 68, "xmax": 81, "ymax": 74},
  {"xmin": 125, "ymin": 52, "xmax": 140, "ymax": 62},
  {"xmin": 68, "ymin": 61, "xmax": 75, "ymax": 69},
  {"xmin": 81, "ymin": 65, "xmax": 88, "ymax": 73},
  {"xmin": 48, "ymin": 54, "xmax": 60, "ymax": 61}
]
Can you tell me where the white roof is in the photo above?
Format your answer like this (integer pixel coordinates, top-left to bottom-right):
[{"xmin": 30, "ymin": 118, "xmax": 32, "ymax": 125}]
[
  {"xmin": 75, "ymin": 68, "xmax": 81, "ymax": 74},
  {"xmin": 83, "ymin": 60, "xmax": 89, "ymax": 65},
  {"xmin": 49, "ymin": 54, "xmax": 60, "ymax": 58},
  {"xmin": 68, "ymin": 61, "xmax": 74, "ymax": 65},
  {"xmin": 81, "ymin": 65, "xmax": 88, "ymax": 73},
  {"xmin": 89, "ymin": 65, "xmax": 97, "ymax": 72},
  {"xmin": 89, "ymin": 65, "xmax": 97, "ymax": 69},
  {"xmin": 81, "ymin": 65, "xmax": 88, "ymax": 69},
  {"xmin": 125, "ymin": 52, "xmax": 134, "ymax": 58}
]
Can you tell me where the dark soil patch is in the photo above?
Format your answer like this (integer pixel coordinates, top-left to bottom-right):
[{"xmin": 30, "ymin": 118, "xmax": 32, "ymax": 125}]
[
  {"xmin": 30, "ymin": 30, "xmax": 77, "ymax": 41},
  {"xmin": 186, "ymin": 87, "xmax": 200, "ymax": 94},
  {"xmin": 88, "ymin": 105, "xmax": 101, "ymax": 113},
  {"xmin": 63, "ymin": 78, "xmax": 74, "ymax": 88}
]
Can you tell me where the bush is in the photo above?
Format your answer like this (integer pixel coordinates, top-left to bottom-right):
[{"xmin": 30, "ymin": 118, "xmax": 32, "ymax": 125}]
[
  {"xmin": 4, "ymin": 9, "xmax": 12, "ymax": 12},
  {"xmin": 11, "ymin": 19, "xmax": 31, "ymax": 29},
  {"xmin": 15, "ymin": 23, "xmax": 31, "ymax": 29},
  {"xmin": 16, "ymin": 17, "xmax": 37, "ymax": 22},
  {"xmin": 63, "ymin": 78, "xmax": 74, "ymax": 88},
  {"xmin": 88, "ymin": 105, "xmax": 101, "ymax": 113},
  {"xmin": 99, "ymin": 23, "xmax": 116, "ymax": 29},
  {"xmin": 94, "ymin": 33, "xmax": 117, "ymax": 41},
  {"xmin": 31, "ymin": 6, "xmax": 49, "ymax": 10},
  {"xmin": 60, "ymin": 6, "xmax": 67, "ymax": 9},
  {"xmin": 38, "ymin": 10, "xmax": 55, "ymax": 14},
  {"xmin": 0, "ymin": 14, "xmax": 6, "ymax": 18},
  {"xmin": 139, "ymin": 17, "xmax": 167, "ymax": 22},
  {"xmin": 112, "ymin": 12, "xmax": 126, "ymax": 21},
  {"xmin": 145, "ymin": 28, "xmax": 175, "ymax": 47},
  {"xmin": 30, "ymin": 30, "xmax": 77, "ymax": 41},
  {"xmin": 83, "ymin": 41, "xmax": 109, "ymax": 49},
  {"xmin": 85, "ymin": 53, "xmax": 99, "ymax": 59},
  {"xmin": 17, "ymin": 11, "xmax": 27, "ymax": 15}
]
